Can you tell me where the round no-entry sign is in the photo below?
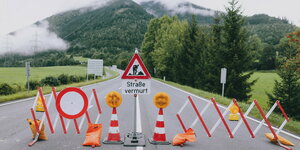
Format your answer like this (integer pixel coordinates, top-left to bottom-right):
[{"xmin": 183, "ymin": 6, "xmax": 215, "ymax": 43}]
[{"xmin": 56, "ymin": 87, "xmax": 88, "ymax": 119}]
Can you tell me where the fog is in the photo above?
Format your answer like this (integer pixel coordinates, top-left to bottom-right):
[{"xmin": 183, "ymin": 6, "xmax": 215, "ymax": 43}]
[
  {"xmin": 0, "ymin": 21, "xmax": 68, "ymax": 55},
  {"xmin": 133, "ymin": 0, "xmax": 215, "ymax": 16},
  {"xmin": 0, "ymin": 0, "xmax": 111, "ymax": 55}
]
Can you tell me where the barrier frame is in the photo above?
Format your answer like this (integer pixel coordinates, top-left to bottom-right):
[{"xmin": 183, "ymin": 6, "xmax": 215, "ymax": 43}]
[{"xmin": 28, "ymin": 87, "xmax": 103, "ymax": 147}]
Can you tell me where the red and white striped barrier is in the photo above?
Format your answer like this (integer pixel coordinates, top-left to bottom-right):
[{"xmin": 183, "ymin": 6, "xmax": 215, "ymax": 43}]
[
  {"xmin": 28, "ymin": 87, "xmax": 103, "ymax": 146},
  {"xmin": 176, "ymin": 96, "xmax": 292, "ymax": 150}
]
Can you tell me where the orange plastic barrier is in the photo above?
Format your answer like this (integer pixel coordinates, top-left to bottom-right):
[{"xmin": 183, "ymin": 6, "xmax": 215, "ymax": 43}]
[
  {"xmin": 172, "ymin": 128, "xmax": 196, "ymax": 146},
  {"xmin": 82, "ymin": 123, "xmax": 103, "ymax": 147}
]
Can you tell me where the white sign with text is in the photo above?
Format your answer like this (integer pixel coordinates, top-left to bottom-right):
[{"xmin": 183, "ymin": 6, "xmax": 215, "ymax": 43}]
[{"xmin": 122, "ymin": 79, "xmax": 151, "ymax": 95}]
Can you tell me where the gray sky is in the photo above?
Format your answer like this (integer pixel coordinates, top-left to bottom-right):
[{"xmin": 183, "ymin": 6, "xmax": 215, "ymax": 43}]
[{"xmin": 0, "ymin": 0, "xmax": 299, "ymax": 36}]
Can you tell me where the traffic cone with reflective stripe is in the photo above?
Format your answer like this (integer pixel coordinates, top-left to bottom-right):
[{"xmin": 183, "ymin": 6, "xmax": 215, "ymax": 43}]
[
  {"xmin": 149, "ymin": 108, "xmax": 170, "ymax": 145},
  {"xmin": 103, "ymin": 107, "xmax": 123, "ymax": 144}
]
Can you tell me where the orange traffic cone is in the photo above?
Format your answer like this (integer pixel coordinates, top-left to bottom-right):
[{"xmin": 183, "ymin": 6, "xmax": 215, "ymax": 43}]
[
  {"xmin": 103, "ymin": 108, "xmax": 123, "ymax": 144},
  {"xmin": 149, "ymin": 108, "xmax": 170, "ymax": 145}
]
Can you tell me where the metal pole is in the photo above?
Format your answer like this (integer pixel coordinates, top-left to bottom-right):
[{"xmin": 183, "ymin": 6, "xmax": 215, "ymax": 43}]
[
  {"xmin": 133, "ymin": 94, "xmax": 137, "ymax": 137},
  {"xmin": 222, "ymin": 83, "xmax": 225, "ymax": 97},
  {"xmin": 27, "ymin": 76, "xmax": 30, "ymax": 93}
]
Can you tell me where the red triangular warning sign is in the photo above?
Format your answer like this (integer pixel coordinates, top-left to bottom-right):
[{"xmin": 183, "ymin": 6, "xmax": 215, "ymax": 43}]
[{"xmin": 121, "ymin": 53, "xmax": 151, "ymax": 79}]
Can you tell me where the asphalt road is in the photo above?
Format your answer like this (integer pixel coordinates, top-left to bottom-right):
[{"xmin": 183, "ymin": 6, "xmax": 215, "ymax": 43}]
[{"xmin": 0, "ymin": 72, "xmax": 299, "ymax": 150}]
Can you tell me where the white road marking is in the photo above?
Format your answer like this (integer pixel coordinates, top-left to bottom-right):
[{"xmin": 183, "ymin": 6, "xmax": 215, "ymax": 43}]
[
  {"xmin": 136, "ymin": 95, "xmax": 143, "ymax": 150},
  {"xmin": 152, "ymin": 79, "xmax": 300, "ymax": 140},
  {"xmin": 119, "ymin": 86, "xmax": 122, "ymax": 89}
]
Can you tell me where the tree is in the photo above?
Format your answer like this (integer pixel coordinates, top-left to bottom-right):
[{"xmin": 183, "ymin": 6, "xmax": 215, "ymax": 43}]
[
  {"xmin": 152, "ymin": 16, "xmax": 187, "ymax": 81},
  {"xmin": 213, "ymin": 0, "xmax": 255, "ymax": 101},
  {"xmin": 202, "ymin": 16, "xmax": 224, "ymax": 92},
  {"xmin": 258, "ymin": 44, "xmax": 277, "ymax": 70},
  {"xmin": 176, "ymin": 16, "xmax": 204, "ymax": 87},
  {"xmin": 269, "ymin": 30, "xmax": 300, "ymax": 119},
  {"xmin": 141, "ymin": 18, "xmax": 163, "ymax": 76}
]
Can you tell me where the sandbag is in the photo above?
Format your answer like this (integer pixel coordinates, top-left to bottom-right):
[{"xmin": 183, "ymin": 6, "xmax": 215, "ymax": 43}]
[
  {"xmin": 82, "ymin": 123, "xmax": 103, "ymax": 147},
  {"xmin": 172, "ymin": 128, "xmax": 196, "ymax": 146},
  {"xmin": 265, "ymin": 133, "xmax": 294, "ymax": 146},
  {"xmin": 27, "ymin": 119, "xmax": 48, "ymax": 140}
]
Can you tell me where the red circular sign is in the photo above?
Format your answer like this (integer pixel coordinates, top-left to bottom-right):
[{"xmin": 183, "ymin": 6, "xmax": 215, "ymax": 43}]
[{"xmin": 56, "ymin": 87, "xmax": 88, "ymax": 119}]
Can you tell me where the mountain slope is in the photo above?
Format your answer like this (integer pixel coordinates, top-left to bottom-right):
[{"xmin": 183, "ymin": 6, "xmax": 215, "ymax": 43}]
[{"xmin": 47, "ymin": 0, "xmax": 153, "ymax": 54}]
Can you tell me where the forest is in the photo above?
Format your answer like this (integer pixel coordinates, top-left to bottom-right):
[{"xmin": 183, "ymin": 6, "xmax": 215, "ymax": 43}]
[{"xmin": 140, "ymin": 1, "xmax": 300, "ymax": 119}]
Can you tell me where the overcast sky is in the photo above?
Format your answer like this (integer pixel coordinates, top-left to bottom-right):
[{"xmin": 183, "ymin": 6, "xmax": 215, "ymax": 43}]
[{"xmin": 0, "ymin": 0, "xmax": 299, "ymax": 36}]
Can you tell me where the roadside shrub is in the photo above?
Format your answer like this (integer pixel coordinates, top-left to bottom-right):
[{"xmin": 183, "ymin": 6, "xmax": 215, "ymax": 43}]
[
  {"xmin": 88, "ymin": 74, "xmax": 95, "ymax": 80},
  {"xmin": 58, "ymin": 74, "xmax": 70, "ymax": 85},
  {"xmin": 0, "ymin": 83, "xmax": 16, "ymax": 95},
  {"xmin": 40, "ymin": 76, "xmax": 61, "ymax": 86},
  {"xmin": 11, "ymin": 83, "xmax": 22, "ymax": 92},
  {"xmin": 69, "ymin": 75, "xmax": 80, "ymax": 83},
  {"xmin": 79, "ymin": 76, "xmax": 85, "ymax": 81},
  {"xmin": 25, "ymin": 80, "xmax": 41, "ymax": 90}
]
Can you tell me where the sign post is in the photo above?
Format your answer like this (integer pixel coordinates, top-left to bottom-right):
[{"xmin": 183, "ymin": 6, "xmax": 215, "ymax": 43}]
[
  {"xmin": 122, "ymin": 49, "xmax": 151, "ymax": 147},
  {"xmin": 25, "ymin": 62, "xmax": 31, "ymax": 93},
  {"xmin": 220, "ymin": 68, "xmax": 227, "ymax": 97}
]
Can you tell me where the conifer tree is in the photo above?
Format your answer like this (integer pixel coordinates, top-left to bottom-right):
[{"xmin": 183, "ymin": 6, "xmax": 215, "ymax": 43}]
[
  {"xmin": 269, "ymin": 30, "xmax": 300, "ymax": 119},
  {"xmin": 214, "ymin": 0, "xmax": 255, "ymax": 101}
]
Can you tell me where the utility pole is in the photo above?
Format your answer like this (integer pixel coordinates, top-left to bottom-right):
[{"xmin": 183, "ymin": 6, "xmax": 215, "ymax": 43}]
[
  {"xmin": 31, "ymin": 31, "xmax": 40, "ymax": 66},
  {"xmin": 2, "ymin": 35, "xmax": 12, "ymax": 67}
]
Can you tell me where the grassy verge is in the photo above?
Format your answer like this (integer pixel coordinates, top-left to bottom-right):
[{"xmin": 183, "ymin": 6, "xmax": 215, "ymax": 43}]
[
  {"xmin": 0, "ymin": 66, "xmax": 87, "ymax": 85},
  {"xmin": 248, "ymin": 70, "xmax": 280, "ymax": 109},
  {"xmin": 156, "ymin": 78, "xmax": 300, "ymax": 135},
  {"xmin": 0, "ymin": 68, "xmax": 119, "ymax": 103}
]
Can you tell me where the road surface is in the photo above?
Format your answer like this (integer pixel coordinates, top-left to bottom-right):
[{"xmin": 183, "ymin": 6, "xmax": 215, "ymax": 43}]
[{"xmin": 0, "ymin": 71, "xmax": 299, "ymax": 150}]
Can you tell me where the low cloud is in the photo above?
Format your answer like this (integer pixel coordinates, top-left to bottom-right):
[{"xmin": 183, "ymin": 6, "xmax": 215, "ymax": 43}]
[
  {"xmin": 134, "ymin": 0, "xmax": 215, "ymax": 16},
  {"xmin": 0, "ymin": 21, "xmax": 68, "ymax": 55}
]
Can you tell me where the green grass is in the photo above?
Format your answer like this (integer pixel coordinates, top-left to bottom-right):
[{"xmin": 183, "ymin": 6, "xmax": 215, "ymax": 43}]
[
  {"xmin": 0, "ymin": 67, "xmax": 119, "ymax": 103},
  {"xmin": 248, "ymin": 70, "xmax": 280, "ymax": 109},
  {"xmin": 0, "ymin": 66, "xmax": 87, "ymax": 86},
  {"xmin": 73, "ymin": 56, "xmax": 88, "ymax": 63},
  {"xmin": 156, "ymin": 78, "xmax": 300, "ymax": 135}
]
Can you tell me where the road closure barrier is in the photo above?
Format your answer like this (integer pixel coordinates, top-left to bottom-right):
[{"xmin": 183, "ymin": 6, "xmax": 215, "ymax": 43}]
[
  {"xmin": 175, "ymin": 96, "xmax": 293, "ymax": 150},
  {"xmin": 27, "ymin": 87, "xmax": 103, "ymax": 147}
]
